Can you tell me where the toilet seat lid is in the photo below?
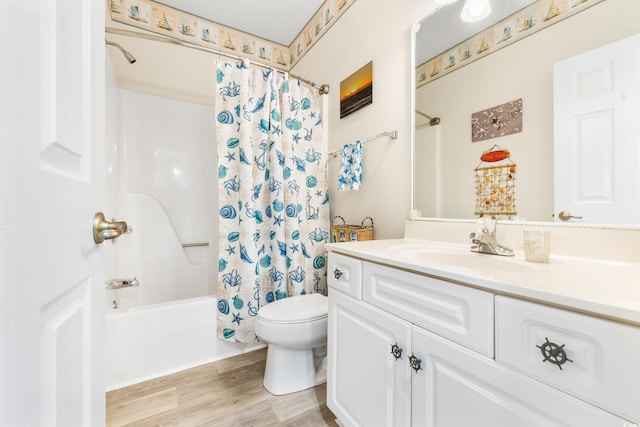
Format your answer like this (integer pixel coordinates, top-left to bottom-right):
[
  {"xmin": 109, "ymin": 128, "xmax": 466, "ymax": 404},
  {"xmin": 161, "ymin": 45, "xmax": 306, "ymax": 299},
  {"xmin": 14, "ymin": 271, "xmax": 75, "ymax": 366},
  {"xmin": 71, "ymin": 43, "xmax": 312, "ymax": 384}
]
[{"xmin": 257, "ymin": 293, "xmax": 327, "ymax": 324}]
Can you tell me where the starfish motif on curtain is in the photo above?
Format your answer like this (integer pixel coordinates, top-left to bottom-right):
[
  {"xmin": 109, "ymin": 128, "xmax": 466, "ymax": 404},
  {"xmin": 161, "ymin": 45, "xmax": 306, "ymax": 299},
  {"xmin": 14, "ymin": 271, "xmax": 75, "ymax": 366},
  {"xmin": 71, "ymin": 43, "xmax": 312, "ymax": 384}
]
[{"xmin": 232, "ymin": 312, "xmax": 243, "ymax": 325}]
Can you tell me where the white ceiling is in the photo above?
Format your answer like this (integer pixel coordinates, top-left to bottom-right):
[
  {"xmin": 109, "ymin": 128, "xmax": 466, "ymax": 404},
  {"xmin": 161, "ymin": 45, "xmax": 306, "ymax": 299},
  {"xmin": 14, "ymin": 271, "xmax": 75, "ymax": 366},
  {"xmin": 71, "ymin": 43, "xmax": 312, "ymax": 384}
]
[{"xmin": 155, "ymin": 0, "xmax": 326, "ymax": 46}]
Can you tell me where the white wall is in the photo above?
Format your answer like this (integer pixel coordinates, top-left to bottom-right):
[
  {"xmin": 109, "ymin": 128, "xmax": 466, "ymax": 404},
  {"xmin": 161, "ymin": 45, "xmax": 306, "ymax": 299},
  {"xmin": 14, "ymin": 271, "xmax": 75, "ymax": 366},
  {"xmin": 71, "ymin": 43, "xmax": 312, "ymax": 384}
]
[{"xmin": 292, "ymin": 0, "xmax": 437, "ymax": 239}]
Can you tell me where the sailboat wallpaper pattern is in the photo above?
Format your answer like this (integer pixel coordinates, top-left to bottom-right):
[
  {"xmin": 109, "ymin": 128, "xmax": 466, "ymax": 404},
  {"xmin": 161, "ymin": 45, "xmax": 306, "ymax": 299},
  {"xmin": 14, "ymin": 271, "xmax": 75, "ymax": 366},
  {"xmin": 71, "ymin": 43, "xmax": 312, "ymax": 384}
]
[
  {"xmin": 216, "ymin": 60, "xmax": 329, "ymax": 343},
  {"xmin": 109, "ymin": 0, "xmax": 357, "ymax": 69},
  {"xmin": 415, "ymin": 0, "xmax": 605, "ymax": 87}
]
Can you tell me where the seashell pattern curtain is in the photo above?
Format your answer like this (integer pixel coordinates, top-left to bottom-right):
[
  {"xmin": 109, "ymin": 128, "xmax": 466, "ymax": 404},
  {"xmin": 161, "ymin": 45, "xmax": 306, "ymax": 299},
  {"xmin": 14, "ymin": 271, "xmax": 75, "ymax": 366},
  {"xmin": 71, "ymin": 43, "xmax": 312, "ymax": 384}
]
[{"xmin": 215, "ymin": 59, "xmax": 329, "ymax": 343}]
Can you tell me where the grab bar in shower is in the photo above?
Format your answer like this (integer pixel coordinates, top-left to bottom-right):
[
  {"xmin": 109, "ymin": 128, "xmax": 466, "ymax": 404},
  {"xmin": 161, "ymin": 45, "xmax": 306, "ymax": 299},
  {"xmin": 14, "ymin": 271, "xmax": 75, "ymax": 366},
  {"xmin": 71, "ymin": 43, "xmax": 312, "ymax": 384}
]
[{"xmin": 181, "ymin": 242, "xmax": 209, "ymax": 248}]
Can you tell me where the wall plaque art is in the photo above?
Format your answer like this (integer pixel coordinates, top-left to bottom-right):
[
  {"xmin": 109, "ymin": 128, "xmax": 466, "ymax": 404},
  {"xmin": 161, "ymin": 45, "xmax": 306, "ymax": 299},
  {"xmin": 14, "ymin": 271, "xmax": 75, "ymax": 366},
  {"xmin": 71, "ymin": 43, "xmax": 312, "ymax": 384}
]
[
  {"xmin": 340, "ymin": 61, "xmax": 373, "ymax": 119},
  {"xmin": 472, "ymin": 98, "xmax": 523, "ymax": 142}
]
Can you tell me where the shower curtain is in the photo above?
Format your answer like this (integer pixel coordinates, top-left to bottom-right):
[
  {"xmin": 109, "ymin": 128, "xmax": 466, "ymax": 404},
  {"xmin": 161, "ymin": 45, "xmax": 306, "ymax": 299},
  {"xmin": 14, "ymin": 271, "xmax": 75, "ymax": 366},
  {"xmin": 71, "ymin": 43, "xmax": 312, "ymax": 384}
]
[{"xmin": 216, "ymin": 59, "xmax": 329, "ymax": 343}]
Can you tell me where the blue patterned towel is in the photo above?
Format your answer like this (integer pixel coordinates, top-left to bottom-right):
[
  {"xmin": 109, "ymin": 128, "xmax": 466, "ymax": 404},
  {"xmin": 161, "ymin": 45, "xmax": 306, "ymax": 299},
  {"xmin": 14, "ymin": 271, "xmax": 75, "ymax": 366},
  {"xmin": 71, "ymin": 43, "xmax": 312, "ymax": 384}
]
[{"xmin": 338, "ymin": 140, "xmax": 363, "ymax": 191}]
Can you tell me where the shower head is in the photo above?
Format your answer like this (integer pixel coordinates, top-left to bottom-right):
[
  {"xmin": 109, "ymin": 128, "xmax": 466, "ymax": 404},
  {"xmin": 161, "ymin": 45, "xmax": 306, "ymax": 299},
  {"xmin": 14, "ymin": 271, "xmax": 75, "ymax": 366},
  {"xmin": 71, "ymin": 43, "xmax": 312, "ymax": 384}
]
[
  {"xmin": 415, "ymin": 110, "xmax": 441, "ymax": 126},
  {"xmin": 105, "ymin": 40, "xmax": 136, "ymax": 64}
]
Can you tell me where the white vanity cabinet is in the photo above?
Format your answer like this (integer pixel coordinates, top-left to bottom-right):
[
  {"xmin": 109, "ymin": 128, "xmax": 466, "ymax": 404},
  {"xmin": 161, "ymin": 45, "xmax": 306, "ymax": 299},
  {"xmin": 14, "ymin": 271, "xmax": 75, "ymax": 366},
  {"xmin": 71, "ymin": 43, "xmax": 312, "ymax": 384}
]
[{"xmin": 327, "ymin": 252, "xmax": 633, "ymax": 427}]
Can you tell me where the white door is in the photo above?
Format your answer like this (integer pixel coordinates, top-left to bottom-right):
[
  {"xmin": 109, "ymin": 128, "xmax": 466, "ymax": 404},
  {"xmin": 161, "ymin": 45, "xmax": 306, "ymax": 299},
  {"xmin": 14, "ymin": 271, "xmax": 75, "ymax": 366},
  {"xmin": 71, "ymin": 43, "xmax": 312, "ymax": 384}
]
[
  {"xmin": 327, "ymin": 290, "xmax": 412, "ymax": 427},
  {"xmin": 554, "ymin": 34, "xmax": 640, "ymax": 223},
  {"xmin": 0, "ymin": 1, "xmax": 106, "ymax": 426}
]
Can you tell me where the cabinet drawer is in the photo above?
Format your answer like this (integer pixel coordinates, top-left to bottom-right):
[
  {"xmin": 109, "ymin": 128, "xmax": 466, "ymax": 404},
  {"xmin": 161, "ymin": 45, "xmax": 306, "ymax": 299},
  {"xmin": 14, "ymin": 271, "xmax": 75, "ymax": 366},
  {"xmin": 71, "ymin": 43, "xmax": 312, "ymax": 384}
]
[
  {"xmin": 362, "ymin": 262, "xmax": 494, "ymax": 357},
  {"xmin": 328, "ymin": 253, "xmax": 362, "ymax": 299},
  {"xmin": 412, "ymin": 326, "xmax": 630, "ymax": 427},
  {"xmin": 496, "ymin": 296, "xmax": 640, "ymax": 423}
]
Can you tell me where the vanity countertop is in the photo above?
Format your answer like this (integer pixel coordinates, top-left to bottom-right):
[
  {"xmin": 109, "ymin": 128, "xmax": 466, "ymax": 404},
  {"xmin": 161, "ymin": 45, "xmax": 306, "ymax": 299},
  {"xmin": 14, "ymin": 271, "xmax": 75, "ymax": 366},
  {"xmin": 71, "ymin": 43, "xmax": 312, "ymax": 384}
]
[{"xmin": 325, "ymin": 238, "xmax": 640, "ymax": 326}]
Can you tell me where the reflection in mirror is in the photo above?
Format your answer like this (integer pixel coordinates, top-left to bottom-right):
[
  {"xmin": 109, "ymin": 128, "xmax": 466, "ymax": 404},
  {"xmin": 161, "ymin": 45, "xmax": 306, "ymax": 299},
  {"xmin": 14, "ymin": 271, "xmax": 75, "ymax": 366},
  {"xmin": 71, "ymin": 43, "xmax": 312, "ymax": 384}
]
[{"xmin": 413, "ymin": 0, "xmax": 640, "ymax": 225}]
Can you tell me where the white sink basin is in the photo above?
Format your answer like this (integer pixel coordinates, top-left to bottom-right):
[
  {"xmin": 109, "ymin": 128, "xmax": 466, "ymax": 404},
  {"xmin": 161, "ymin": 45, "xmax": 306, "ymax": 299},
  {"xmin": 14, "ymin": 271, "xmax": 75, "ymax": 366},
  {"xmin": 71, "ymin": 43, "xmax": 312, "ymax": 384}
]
[
  {"xmin": 405, "ymin": 251, "xmax": 533, "ymax": 273},
  {"xmin": 384, "ymin": 241, "xmax": 534, "ymax": 273},
  {"xmin": 385, "ymin": 242, "xmax": 468, "ymax": 254}
]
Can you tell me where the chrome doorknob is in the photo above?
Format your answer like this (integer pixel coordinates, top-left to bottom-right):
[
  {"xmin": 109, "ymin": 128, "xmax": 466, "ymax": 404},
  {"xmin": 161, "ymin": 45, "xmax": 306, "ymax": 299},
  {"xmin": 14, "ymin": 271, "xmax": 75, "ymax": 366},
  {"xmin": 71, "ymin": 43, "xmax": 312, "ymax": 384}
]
[
  {"xmin": 93, "ymin": 212, "xmax": 132, "ymax": 244},
  {"xmin": 558, "ymin": 211, "xmax": 583, "ymax": 221}
]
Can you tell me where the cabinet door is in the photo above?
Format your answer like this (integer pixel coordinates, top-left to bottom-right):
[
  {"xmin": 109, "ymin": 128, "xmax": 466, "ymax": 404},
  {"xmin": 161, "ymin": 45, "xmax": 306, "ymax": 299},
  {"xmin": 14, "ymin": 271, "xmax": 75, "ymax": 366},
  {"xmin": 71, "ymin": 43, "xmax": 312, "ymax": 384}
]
[
  {"xmin": 328, "ymin": 290, "xmax": 412, "ymax": 427},
  {"xmin": 411, "ymin": 326, "xmax": 630, "ymax": 427}
]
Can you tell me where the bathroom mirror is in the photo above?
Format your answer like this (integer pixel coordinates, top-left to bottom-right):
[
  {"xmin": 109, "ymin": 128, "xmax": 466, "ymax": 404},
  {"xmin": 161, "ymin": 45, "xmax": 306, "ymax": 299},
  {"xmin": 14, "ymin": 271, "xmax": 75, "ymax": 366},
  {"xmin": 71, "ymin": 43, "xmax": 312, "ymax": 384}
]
[{"xmin": 412, "ymin": 0, "xmax": 640, "ymax": 225}]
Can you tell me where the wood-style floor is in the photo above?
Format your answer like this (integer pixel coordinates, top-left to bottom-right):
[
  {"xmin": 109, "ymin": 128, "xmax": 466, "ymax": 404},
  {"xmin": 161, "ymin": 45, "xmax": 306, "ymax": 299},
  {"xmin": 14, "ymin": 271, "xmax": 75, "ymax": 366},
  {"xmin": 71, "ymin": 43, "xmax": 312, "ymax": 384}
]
[{"xmin": 106, "ymin": 348, "xmax": 339, "ymax": 427}]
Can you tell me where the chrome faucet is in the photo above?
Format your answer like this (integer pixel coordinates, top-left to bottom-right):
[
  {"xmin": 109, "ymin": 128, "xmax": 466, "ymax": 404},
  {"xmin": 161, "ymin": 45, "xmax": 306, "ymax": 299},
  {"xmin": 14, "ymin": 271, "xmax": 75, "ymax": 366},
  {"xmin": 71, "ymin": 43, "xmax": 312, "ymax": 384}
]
[
  {"xmin": 470, "ymin": 217, "xmax": 514, "ymax": 257},
  {"xmin": 105, "ymin": 277, "xmax": 140, "ymax": 289}
]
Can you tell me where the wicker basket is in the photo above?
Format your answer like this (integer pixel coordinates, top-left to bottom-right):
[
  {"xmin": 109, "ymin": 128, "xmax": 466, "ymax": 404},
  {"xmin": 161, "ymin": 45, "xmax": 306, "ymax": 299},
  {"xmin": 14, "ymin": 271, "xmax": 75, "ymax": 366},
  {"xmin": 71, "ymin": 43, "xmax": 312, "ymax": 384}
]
[{"xmin": 331, "ymin": 216, "xmax": 374, "ymax": 242}]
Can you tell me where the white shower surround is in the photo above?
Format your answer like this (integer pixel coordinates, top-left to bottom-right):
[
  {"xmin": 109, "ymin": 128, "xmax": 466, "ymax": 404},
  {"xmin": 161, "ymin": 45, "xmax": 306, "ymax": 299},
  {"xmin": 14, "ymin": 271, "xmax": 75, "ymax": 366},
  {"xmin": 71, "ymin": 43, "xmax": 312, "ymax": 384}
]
[
  {"xmin": 104, "ymin": 59, "xmax": 259, "ymax": 389},
  {"xmin": 105, "ymin": 85, "xmax": 217, "ymax": 308},
  {"xmin": 105, "ymin": 191, "xmax": 211, "ymax": 310}
]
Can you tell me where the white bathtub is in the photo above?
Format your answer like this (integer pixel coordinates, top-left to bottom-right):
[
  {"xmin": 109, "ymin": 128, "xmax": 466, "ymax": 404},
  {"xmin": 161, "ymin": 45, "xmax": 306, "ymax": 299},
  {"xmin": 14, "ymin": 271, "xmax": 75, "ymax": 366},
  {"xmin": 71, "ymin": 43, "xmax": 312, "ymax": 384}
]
[{"xmin": 105, "ymin": 296, "xmax": 264, "ymax": 391}]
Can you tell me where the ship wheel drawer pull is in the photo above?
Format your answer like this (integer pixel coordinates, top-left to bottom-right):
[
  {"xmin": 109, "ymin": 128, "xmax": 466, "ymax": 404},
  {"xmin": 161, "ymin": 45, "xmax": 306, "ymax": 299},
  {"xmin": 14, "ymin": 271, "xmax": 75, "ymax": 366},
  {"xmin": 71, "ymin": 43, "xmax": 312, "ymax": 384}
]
[
  {"xmin": 333, "ymin": 268, "xmax": 343, "ymax": 280},
  {"xmin": 536, "ymin": 337, "xmax": 573, "ymax": 370},
  {"xmin": 409, "ymin": 354, "xmax": 423, "ymax": 373},
  {"xmin": 390, "ymin": 343, "xmax": 403, "ymax": 360}
]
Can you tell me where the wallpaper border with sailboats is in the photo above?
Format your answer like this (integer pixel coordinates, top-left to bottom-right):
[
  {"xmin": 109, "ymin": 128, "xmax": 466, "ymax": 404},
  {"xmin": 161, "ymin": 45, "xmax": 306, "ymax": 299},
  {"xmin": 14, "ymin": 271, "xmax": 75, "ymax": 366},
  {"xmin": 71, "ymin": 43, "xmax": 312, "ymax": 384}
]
[
  {"xmin": 107, "ymin": 0, "xmax": 356, "ymax": 70},
  {"xmin": 416, "ymin": 0, "xmax": 604, "ymax": 88}
]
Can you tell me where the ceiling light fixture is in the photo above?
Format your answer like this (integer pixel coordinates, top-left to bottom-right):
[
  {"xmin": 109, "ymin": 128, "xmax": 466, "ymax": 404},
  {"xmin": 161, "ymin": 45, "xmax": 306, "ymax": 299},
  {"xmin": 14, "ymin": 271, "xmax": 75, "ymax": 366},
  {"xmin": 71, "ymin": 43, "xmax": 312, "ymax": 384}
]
[{"xmin": 460, "ymin": 0, "xmax": 492, "ymax": 22}]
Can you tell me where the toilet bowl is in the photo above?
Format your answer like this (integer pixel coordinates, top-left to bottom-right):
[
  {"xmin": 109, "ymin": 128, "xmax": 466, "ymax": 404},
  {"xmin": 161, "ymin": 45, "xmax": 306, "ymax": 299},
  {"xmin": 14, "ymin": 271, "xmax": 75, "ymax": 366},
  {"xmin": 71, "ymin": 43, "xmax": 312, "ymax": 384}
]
[{"xmin": 254, "ymin": 293, "xmax": 328, "ymax": 395}]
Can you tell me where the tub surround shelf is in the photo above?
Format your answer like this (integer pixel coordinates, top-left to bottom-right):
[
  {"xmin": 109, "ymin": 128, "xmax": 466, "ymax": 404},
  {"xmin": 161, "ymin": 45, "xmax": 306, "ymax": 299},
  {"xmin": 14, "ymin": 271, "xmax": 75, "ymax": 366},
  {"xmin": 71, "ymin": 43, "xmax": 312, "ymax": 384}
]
[{"xmin": 325, "ymin": 238, "xmax": 640, "ymax": 325}]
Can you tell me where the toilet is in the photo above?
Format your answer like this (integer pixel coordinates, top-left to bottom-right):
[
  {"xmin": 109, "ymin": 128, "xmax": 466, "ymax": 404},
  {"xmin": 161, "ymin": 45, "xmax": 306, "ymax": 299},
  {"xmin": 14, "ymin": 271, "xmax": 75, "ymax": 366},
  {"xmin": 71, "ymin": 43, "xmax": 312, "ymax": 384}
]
[{"xmin": 254, "ymin": 293, "xmax": 328, "ymax": 395}]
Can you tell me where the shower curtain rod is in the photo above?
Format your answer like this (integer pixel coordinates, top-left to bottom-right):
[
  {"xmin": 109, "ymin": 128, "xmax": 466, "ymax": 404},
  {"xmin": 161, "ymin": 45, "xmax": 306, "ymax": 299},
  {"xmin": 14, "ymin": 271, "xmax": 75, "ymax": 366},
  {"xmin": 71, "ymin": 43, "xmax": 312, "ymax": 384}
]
[
  {"xmin": 105, "ymin": 27, "xmax": 330, "ymax": 95},
  {"xmin": 328, "ymin": 130, "xmax": 398, "ymax": 158}
]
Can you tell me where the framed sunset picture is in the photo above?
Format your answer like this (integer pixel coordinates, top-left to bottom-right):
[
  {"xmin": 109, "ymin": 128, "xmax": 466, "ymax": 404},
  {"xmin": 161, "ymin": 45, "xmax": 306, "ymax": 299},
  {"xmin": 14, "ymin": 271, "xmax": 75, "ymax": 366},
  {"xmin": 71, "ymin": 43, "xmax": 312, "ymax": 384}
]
[{"xmin": 340, "ymin": 61, "xmax": 373, "ymax": 119}]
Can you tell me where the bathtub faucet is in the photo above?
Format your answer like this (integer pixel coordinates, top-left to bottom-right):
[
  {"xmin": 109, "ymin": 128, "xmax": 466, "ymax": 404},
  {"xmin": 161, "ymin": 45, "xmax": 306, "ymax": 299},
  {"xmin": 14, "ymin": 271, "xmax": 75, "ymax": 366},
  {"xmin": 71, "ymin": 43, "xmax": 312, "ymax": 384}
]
[{"xmin": 106, "ymin": 277, "xmax": 140, "ymax": 289}]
